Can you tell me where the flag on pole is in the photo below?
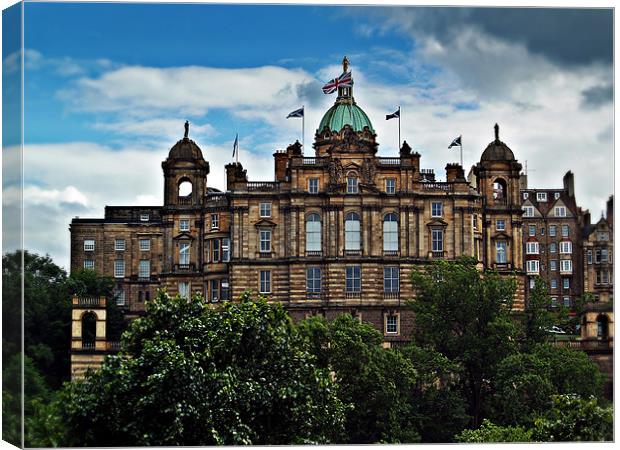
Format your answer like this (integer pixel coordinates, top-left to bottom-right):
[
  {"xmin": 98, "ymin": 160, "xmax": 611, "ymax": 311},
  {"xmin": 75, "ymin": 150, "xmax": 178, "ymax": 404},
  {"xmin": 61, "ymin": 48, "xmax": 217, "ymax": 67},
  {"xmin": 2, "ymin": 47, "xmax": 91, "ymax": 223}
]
[
  {"xmin": 322, "ymin": 71, "xmax": 353, "ymax": 94},
  {"xmin": 448, "ymin": 136, "xmax": 462, "ymax": 148},
  {"xmin": 286, "ymin": 107, "xmax": 304, "ymax": 118},
  {"xmin": 386, "ymin": 108, "xmax": 400, "ymax": 120},
  {"xmin": 232, "ymin": 133, "xmax": 239, "ymax": 157}
]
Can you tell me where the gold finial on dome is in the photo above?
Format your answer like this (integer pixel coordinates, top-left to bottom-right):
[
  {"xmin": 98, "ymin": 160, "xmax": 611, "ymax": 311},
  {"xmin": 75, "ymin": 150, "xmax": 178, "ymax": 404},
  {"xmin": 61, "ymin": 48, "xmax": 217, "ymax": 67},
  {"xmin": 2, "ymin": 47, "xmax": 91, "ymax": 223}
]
[{"xmin": 342, "ymin": 56, "xmax": 349, "ymax": 73}]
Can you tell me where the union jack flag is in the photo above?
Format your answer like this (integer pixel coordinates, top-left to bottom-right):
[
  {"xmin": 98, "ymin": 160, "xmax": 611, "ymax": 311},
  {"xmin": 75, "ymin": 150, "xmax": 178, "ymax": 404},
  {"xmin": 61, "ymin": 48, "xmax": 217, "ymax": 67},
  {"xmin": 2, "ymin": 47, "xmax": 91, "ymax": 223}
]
[{"xmin": 322, "ymin": 71, "xmax": 353, "ymax": 94}]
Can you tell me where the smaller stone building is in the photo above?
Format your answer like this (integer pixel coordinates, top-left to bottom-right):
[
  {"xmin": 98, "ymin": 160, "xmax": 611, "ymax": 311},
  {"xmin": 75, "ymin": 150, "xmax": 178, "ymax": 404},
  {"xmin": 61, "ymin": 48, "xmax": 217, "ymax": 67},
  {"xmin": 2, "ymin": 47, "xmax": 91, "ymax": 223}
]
[{"xmin": 582, "ymin": 196, "xmax": 614, "ymax": 303}]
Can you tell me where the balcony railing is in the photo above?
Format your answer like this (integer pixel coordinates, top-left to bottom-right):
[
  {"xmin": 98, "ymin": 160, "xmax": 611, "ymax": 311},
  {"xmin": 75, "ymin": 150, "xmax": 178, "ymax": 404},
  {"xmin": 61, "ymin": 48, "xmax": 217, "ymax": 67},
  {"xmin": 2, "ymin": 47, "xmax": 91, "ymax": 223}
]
[
  {"xmin": 383, "ymin": 250, "xmax": 399, "ymax": 257},
  {"xmin": 247, "ymin": 181, "xmax": 280, "ymax": 192},
  {"xmin": 431, "ymin": 251, "xmax": 445, "ymax": 259},
  {"xmin": 383, "ymin": 291, "xmax": 400, "ymax": 299},
  {"xmin": 345, "ymin": 291, "xmax": 361, "ymax": 299},
  {"xmin": 174, "ymin": 263, "xmax": 195, "ymax": 272},
  {"xmin": 552, "ymin": 339, "xmax": 612, "ymax": 351},
  {"xmin": 344, "ymin": 249, "xmax": 362, "ymax": 256},
  {"xmin": 306, "ymin": 251, "xmax": 322, "ymax": 257},
  {"xmin": 72, "ymin": 296, "xmax": 106, "ymax": 307},
  {"xmin": 106, "ymin": 341, "xmax": 122, "ymax": 351},
  {"xmin": 377, "ymin": 157, "xmax": 401, "ymax": 165},
  {"xmin": 302, "ymin": 157, "xmax": 327, "ymax": 166},
  {"xmin": 81, "ymin": 341, "xmax": 96, "ymax": 350},
  {"xmin": 306, "ymin": 292, "xmax": 322, "ymax": 300},
  {"xmin": 178, "ymin": 196, "xmax": 193, "ymax": 205},
  {"xmin": 421, "ymin": 182, "xmax": 453, "ymax": 192}
]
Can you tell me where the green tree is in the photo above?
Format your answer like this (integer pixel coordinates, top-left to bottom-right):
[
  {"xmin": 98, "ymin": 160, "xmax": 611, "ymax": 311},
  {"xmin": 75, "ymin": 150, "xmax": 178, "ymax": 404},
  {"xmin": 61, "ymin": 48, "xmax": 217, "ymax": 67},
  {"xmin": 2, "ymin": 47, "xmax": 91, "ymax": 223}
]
[
  {"xmin": 409, "ymin": 257, "xmax": 519, "ymax": 428},
  {"xmin": 59, "ymin": 291, "xmax": 345, "ymax": 446},
  {"xmin": 397, "ymin": 344, "xmax": 469, "ymax": 442},
  {"xmin": 520, "ymin": 276, "xmax": 557, "ymax": 351},
  {"xmin": 299, "ymin": 314, "xmax": 420, "ymax": 443},
  {"xmin": 455, "ymin": 419, "xmax": 532, "ymax": 443},
  {"xmin": 531, "ymin": 395, "xmax": 613, "ymax": 442}
]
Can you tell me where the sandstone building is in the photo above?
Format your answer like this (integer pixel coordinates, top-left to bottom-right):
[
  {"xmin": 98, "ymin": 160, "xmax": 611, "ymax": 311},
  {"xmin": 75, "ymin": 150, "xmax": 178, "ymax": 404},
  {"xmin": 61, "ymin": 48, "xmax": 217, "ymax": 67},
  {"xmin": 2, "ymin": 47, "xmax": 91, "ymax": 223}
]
[{"xmin": 69, "ymin": 58, "xmax": 610, "ymax": 377}]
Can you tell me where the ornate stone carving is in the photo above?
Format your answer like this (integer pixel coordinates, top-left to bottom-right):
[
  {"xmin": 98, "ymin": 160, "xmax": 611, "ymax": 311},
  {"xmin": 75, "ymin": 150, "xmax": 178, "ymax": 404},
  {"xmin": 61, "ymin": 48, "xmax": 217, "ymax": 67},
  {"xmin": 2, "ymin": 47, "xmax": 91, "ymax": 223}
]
[
  {"xmin": 328, "ymin": 158, "xmax": 344, "ymax": 185},
  {"xmin": 361, "ymin": 159, "xmax": 376, "ymax": 185}
]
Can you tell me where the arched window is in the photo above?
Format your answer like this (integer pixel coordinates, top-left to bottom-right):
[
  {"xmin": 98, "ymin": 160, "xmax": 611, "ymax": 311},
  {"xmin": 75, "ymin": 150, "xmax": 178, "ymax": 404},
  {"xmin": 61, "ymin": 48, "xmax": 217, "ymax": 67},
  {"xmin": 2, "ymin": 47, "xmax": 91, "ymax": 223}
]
[
  {"xmin": 345, "ymin": 212, "xmax": 361, "ymax": 251},
  {"xmin": 493, "ymin": 178, "xmax": 507, "ymax": 200},
  {"xmin": 178, "ymin": 179, "xmax": 193, "ymax": 198},
  {"xmin": 383, "ymin": 213, "xmax": 398, "ymax": 253},
  {"xmin": 306, "ymin": 213, "xmax": 322, "ymax": 253},
  {"xmin": 81, "ymin": 312, "xmax": 97, "ymax": 349}
]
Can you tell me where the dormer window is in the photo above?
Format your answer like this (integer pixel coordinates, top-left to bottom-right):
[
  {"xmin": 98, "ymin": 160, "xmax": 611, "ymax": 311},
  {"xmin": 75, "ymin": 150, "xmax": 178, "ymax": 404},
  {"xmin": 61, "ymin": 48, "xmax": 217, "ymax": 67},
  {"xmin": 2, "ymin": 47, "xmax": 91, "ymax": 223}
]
[
  {"xmin": 140, "ymin": 214, "xmax": 150, "ymax": 222},
  {"xmin": 537, "ymin": 192, "xmax": 547, "ymax": 202}
]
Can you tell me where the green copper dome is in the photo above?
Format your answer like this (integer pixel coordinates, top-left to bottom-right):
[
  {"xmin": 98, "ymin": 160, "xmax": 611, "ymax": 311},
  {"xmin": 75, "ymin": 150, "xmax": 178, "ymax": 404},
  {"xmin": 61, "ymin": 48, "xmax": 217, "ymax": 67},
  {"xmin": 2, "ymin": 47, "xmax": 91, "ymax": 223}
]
[{"xmin": 318, "ymin": 102, "xmax": 374, "ymax": 133}]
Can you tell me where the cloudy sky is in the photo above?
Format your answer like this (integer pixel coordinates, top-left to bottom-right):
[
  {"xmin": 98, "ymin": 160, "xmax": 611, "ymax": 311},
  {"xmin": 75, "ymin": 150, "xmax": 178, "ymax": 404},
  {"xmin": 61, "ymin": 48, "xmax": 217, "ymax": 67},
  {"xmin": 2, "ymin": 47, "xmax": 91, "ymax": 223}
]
[{"xmin": 3, "ymin": 2, "xmax": 614, "ymax": 270}]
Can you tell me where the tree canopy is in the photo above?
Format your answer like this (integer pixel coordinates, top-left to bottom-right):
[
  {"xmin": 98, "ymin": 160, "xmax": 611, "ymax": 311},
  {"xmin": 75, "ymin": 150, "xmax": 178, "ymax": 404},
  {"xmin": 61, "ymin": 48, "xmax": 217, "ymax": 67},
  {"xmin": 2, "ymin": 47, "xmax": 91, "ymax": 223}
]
[{"xmin": 59, "ymin": 291, "xmax": 345, "ymax": 446}]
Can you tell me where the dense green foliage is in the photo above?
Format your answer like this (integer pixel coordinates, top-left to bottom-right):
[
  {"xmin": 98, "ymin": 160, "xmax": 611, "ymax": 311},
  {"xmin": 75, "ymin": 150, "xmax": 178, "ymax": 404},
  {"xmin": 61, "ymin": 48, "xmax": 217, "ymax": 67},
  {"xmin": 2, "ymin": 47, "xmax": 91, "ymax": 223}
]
[
  {"xmin": 59, "ymin": 291, "xmax": 345, "ymax": 446},
  {"xmin": 299, "ymin": 315, "xmax": 421, "ymax": 443},
  {"xmin": 455, "ymin": 419, "xmax": 533, "ymax": 443},
  {"xmin": 409, "ymin": 257, "xmax": 519, "ymax": 427}
]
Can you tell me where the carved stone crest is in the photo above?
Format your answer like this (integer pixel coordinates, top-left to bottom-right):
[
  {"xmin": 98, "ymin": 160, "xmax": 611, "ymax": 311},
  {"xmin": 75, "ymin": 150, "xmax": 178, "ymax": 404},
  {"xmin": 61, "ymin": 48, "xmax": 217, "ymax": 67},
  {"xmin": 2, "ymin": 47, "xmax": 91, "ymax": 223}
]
[
  {"xmin": 328, "ymin": 158, "xmax": 344, "ymax": 185},
  {"xmin": 361, "ymin": 159, "xmax": 376, "ymax": 185}
]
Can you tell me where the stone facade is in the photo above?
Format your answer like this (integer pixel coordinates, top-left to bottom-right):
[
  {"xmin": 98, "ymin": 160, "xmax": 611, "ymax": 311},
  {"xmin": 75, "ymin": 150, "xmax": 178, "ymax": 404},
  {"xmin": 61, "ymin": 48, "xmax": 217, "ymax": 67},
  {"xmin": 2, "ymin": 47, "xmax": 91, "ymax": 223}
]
[
  {"xmin": 519, "ymin": 171, "xmax": 584, "ymax": 310},
  {"xmin": 582, "ymin": 196, "xmax": 614, "ymax": 303}
]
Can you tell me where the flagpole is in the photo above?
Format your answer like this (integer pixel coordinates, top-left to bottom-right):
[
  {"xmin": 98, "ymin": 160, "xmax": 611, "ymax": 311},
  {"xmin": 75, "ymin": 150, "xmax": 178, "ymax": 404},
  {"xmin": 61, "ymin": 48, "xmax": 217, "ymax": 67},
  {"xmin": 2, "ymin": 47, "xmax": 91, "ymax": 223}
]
[
  {"xmin": 236, "ymin": 133, "xmax": 239, "ymax": 164},
  {"xmin": 460, "ymin": 136, "xmax": 463, "ymax": 167},
  {"xmin": 398, "ymin": 105, "xmax": 401, "ymax": 150},
  {"xmin": 302, "ymin": 105, "xmax": 305, "ymax": 150}
]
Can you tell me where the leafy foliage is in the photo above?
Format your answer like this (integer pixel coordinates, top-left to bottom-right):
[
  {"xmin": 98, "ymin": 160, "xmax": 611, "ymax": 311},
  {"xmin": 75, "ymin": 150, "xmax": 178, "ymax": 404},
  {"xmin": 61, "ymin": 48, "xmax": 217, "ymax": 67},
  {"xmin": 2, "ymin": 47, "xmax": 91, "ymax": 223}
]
[
  {"xmin": 60, "ymin": 291, "xmax": 345, "ymax": 446},
  {"xmin": 455, "ymin": 419, "xmax": 532, "ymax": 443},
  {"xmin": 409, "ymin": 257, "xmax": 519, "ymax": 427},
  {"xmin": 531, "ymin": 395, "xmax": 613, "ymax": 442},
  {"xmin": 299, "ymin": 314, "xmax": 421, "ymax": 443},
  {"xmin": 520, "ymin": 276, "xmax": 557, "ymax": 350}
]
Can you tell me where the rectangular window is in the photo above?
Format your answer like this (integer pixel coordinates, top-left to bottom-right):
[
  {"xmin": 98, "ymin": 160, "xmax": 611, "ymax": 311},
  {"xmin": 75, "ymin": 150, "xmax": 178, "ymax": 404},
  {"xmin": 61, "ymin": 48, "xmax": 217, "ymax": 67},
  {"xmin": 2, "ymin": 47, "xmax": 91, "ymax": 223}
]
[
  {"xmin": 259, "ymin": 270, "xmax": 271, "ymax": 294},
  {"xmin": 587, "ymin": 249, "xmax": 593, "ymax": 264},
  {"xmin": 472, "ymin": 214, "xmax": 478, "ymax": 230},
  {"xmin": 561, "ymin": 225, "xmax": 569, "ymax": 237},
  {"xmin": 83, "ymin": 260, "xmax": 94, "ymax": 270},
  {"xmin": 549, "ymin": 225, "xmax": 557, "ymax": 237},
  {"xmin": 84, "ymin": 239, "xmax": 95, "ymax": 251},
  {"xmin": 595, "ymin": 249, "xmax": 601, "ymax": 263},
  {"xmin": 140, "ymin": 213, "xmax": 150, "ymax": 222},
  {"xmin": 260, "ymin": 229, "xmax": 271, "ymax": 253},
  {"xmin": 259, "ymin": 202, "xmax": 272, "ymax": 217},
  {"xmin": 220, "ymin": 279, "xmax": 230, "ymax": 300},
  {"xmin": 537, "ymin": 192, "xmax": 547, "ymax": 202},
  {"xmin": 180, "ymin": 219, "xmax": 190, "ymax": 231},
  {"xmin": 541, "ymin": 227, "xmax": 545, "ymax": 236},
  {"xmin": 145, "ymin": 290, "xmax": 150, "ymax": 302},
  {"xmin": 560, "ymin": 260, "xmax": 572, "ymax": 273},
  {"xmin": 210, "ymin": 279, "xmax": 219, "ymax": 302},
  {"xmin": 563, "ymin": 278, "xmax": 570, "ymax": 290},
  {"xmin": 559, "ymin": 241, "xmax": 572, "ymax": 254},
  {"xmin": 178, "ymin": 282, "xmax": 190, "ymax": 299},
  {"xmin": 431, "ymin": 229, "xmax": 443, "ymax": 252},
  {"xmin": 385, "ymin": 178, "xmax": 396, "ymax": 194},
  {"xmin": 308, "ymin": 178, "xmax": 319, "ymax": 194},
  {"xmin": 563, "ymin": 297, "xmax": 571, "ymax": 308},
  {"xmin": 529, "ymin": 278, "xmax": 536, "ymax": 289},
  {"xmin": 554, "ymin": 206, "xmax": 566, "ymax": 217},
  {"xmin": 523, "ymin": 192, "xmax": 529, "ymax": 200},
  {"xmin": 139, "ymin": 239, "xmax": 150, "ymax": 251},
  {"xmin": 602, "ymin": 270, "xmax": 609, "ymax": 284},
  {"xmin": 526, "ymin": 260, "xmax": 539, "ymax": 274},
  {"xmin": 550, "ymin": 260, "xmax": 557, "ymax": 271},
  {"xmin": 138, "ymin": 291, "xmax": 143, "ymax": 302},
  {"xmin": 496, "ymin": 241, "xmax": 507, "ymax": 263},
  {"xmin": 114, "ymin": 289, "xmax": 125, "ymax": 306},
  {"xmin": 555, "ymin": 192, "xmax": 560, "ymax": 199},
  {"xmin": 551, "ymin": 297, "xmax": 558, "ymax": 308},
  {"xmin": 212, "ymin": 239, "xmax": 221, "ymax": 262},
  {"xmin": 522, "ymin": 206, "xmax": 534, "ymax": 217},
  {"xmin": 180, "ymin": 243, "xmax": 190, "ymax": 264},
  {"xmin": 222, "ymin": 238, "xmax": 231, "ymax": 262},
  {"xmin": 386, "ymin": 315, "xmax": 398, "ymax": 334},
  {"xmin": 431, "ymin": 202, "xmax": 443, "ymax": 217},
  {"xmin": 601, "ymin": 249, "xmax": 608, "ymax": 263},
  {"xmin": 114, "ymin": 260, "xmax": 125, "ymax": 278},
  {"xmin": 550, "ymin": 278, "xmax": 558, "ymax": 289},
  {"xmin": 528, "ymin": 225, "xmax": 536, "ymax": 236},
  {"xmin": 345, "ymin": 266, "xmax": 361, "ymax": 293},
  {"xmin": 115, "ymin": 239, "xmax": 125, "ymax": 251},
  {"xmin": 306, "ymin": 267, "xmax": 322, "ymax": 295},
  {"xmin": 526, "ymin": 242, "xmax": 539, "ymax": 254},
  {"xmin": 596, "ymin": 271, "xmax": 601, "ymax": 285},
  {"xmin": 496, "ymin": 219, "xmax": 505, "ymax": 231},
  {"xmin": 383, "ymin": 267, "xmax": 400, "ymax": 293},
  {"xmin": 347, "ymin": 177, "xmax": 358, "ymax": 194},
  {"xmin": 549, "ymin": 242, "xmax": 557, "ymax": 253},
  {"xmin": 598, "ymin": 232, "xmax": 609, "ymax": 241},
  {"xmin": 139, "ymin": 260, "xmax": 150, "ymax": 279},
  {"xmin": 211, "ymin": 214, "xmax": 219, "ymax": 229}
]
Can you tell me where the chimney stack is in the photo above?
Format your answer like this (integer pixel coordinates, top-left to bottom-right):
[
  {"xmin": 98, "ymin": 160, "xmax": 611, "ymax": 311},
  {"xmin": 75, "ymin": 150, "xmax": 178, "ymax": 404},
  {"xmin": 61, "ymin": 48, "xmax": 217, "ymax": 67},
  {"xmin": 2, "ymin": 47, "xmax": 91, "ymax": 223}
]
[{"xmin": 563, "ymin": 171, "xmax": 575, "ymax": 198}]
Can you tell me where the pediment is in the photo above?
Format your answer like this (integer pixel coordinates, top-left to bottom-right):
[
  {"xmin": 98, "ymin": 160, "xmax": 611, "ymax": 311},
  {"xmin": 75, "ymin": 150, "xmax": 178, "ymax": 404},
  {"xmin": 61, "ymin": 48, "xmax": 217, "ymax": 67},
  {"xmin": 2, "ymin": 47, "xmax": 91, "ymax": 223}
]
[
  {"xmin": 173, "ymin": 232, "xmax": 195, "ymax": 241},
  {"xmin": 492, "ymin": 231, "xmax": 513, "ymax": 240},
  {"xmin": 548, "ymin": 198, "xmax": 574, "ymax": 217},
  {"xmin": 522, "ymin": 199, "xmax": 543, "ymax": 217},
  {"xmin": 254, "ymin": 218, "xmax": 277, "ymax": 228},
  {"xmin": 426, "ymin": 218, "xmax": 448, "ymax": 228}
]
